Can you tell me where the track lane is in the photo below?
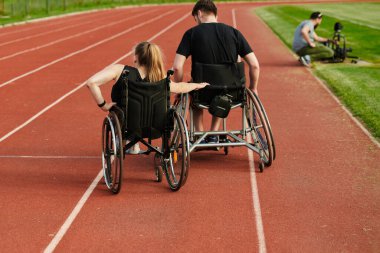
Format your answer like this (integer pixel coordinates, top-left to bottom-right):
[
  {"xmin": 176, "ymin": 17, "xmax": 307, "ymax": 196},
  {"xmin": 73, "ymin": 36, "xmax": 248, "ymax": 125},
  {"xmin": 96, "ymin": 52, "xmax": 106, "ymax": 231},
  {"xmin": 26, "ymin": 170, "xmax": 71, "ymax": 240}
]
[
  {"xmin": 0, "ymin": 8, "xmax": 142, "ymax": 48},
  {"xmin": 0, "ymin": 9, "xmax": 118, "ymax": 40},
  {"xmin": 235, "ymin": 5, "xmax": 380, "ymax": 253},
  {"xmin": 46, "ymin": 6, "xmax": 263, "ymax": 252},
  {"xmin": 0, "ymin": 8, "xmax": 169, "ymax": 83},
  {"xmin": 0, "ymin": 7, "xmax": 187, "ymax": 138},
  {"xmin": 0, "ymin": 5, "xmax": 263, "ymax": 252},
  {"xmin": 0, "ymin": 9, "xmax": 143, "ymax": 58},
  {"xmin": 0, "ymin": 2, "xmax": 379, "ymax": 252}
]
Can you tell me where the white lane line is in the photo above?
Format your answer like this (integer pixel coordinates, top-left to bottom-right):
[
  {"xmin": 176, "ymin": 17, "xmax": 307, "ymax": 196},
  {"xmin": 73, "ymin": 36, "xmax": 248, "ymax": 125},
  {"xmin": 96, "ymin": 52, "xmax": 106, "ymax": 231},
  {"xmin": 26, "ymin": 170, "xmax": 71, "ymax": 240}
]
[
  {"xmin": 0, "ymin": 9, "xmax": 174, "ymax": 89},
  {"xmin": 39, "ymin": 13, "xmax": 189, "ymax": 252},
  {"xmin": 0, "ymin": 9, "xmax": 139, "ymax": 47},
  {"xmin": 43, "ymin": 169, "xmax": 104, "ymax": 253},
  {"xmin": 0, "ymin": 9, "xmax": 157, "ymax": 61},
  {"xmin": 0, "ymin": 155, "xmax": 99, "ymax": 159},
  {"xmin": 0, "ymin": 12, "xmax": 189, "ymax": 144},
  {"xmin": 0, "ymin": 10, "xmax": 104, "ymax": 37},
  {"xmin": 0, "ymin": 83, "xmax": 83, "ymax": 143},
  {"xmin": 233, "ymin": 8, "xmax": 267, "ymax": 253},
  {"xmin": 247, "ymin": 136, "xmax": 267, "ymax": 253}
]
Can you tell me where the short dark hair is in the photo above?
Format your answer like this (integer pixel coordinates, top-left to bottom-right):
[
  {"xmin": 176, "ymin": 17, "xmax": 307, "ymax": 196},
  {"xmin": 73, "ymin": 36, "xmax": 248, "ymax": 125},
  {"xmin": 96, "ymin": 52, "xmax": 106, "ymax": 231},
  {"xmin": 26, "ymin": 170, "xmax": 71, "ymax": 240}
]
[
  {"xmin": 192, "ymin": 0, "xmax": 217, "ymax": 16},
  {"xmin": 310, "ymin": 12, "xmax": 323, "ymax": 19}
]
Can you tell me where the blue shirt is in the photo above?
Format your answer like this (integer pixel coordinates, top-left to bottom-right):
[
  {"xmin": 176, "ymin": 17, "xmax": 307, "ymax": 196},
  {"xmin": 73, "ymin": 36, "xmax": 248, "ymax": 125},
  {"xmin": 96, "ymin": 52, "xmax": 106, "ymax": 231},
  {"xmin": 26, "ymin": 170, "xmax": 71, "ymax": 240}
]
[{"xmin": 292, "ymin": 20, "xmax": 314, "ymax": 52}]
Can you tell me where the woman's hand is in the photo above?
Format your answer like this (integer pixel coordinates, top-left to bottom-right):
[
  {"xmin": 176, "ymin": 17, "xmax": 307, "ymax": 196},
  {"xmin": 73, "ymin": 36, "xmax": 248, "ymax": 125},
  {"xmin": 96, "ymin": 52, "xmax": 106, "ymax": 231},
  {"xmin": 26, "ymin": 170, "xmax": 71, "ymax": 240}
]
[
  {"xmin": 194, "ymin": 82, "xmax": 209, "ymax": 90},
  {"xmin": 170, "ymin": 82, "xmax": 209, "ymax": 93}
]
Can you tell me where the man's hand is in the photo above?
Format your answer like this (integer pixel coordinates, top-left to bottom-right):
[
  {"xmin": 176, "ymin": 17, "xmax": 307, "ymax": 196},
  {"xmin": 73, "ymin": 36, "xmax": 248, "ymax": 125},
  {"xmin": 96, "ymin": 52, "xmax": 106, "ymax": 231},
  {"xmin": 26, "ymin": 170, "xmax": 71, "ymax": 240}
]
[{"xmin": 309, "ymin": 42, "xmax": 316, "ymax": 48}]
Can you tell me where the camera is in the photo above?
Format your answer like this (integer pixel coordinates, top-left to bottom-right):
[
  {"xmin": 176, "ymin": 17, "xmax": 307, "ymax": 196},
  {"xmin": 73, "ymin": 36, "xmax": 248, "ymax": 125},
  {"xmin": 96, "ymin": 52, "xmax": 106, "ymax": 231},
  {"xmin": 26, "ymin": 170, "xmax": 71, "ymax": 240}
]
[{"xmin": 325, "ymin": 22, "xmax": 356, "ymax": 63}]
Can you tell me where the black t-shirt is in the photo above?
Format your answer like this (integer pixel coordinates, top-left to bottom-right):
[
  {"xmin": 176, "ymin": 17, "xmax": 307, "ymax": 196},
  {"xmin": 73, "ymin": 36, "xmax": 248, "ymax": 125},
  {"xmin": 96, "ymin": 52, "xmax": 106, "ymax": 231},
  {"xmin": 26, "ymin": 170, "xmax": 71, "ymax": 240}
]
[{"xmin": 176, "ymin": 22, "xmax": 253, "ymax": 68}]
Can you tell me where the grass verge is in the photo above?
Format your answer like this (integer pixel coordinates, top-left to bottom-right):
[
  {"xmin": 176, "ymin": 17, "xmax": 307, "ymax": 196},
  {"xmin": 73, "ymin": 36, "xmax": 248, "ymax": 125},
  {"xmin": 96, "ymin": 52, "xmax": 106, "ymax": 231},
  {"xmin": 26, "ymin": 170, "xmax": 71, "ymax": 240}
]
[{"xmin": 255, "ymin": 3, "xmax": 380, "ymax": 141}]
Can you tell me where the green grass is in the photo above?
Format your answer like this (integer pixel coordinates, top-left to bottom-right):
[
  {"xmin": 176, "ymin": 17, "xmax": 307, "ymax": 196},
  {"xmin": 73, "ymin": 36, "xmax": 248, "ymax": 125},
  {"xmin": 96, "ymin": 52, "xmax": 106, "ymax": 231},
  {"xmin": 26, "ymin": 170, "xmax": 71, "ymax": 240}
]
[
  {"xmin": 255, "ymin": 3, "xmax": 380, "ymax": 140},
  {"xmin": 315, "ymin": 66, "xmax": 380, "ymax": 138},
  {"xmin": 1, "ymin": 0, "xmax": 191, "ymax": 25},
  {"xmin": 0, "ymin": 0, "xmax": 252, "ymax": 26}
]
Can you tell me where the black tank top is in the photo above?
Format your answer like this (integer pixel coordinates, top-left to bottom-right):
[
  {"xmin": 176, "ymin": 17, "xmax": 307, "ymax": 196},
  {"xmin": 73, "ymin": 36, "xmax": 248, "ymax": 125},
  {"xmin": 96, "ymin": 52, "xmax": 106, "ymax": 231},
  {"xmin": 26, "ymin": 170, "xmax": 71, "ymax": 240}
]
[{"xmin": 111, "ymin": 65, "xmax": 147, "ymax": 106}]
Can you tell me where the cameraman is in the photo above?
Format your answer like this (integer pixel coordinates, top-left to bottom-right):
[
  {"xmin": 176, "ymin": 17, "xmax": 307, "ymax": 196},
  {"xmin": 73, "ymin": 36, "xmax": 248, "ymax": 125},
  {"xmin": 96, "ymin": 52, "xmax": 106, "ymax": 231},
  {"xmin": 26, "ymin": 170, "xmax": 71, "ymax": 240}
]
[{"xmin": 292, "ymin": 12, "xmax": 334, "ymax": 67}]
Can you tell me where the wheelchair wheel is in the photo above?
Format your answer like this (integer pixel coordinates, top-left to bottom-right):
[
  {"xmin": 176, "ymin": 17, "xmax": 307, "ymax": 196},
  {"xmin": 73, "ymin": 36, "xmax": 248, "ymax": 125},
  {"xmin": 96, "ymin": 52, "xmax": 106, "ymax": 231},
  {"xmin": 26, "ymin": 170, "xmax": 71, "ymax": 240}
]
[
  {"xmin": 163, "ymin": 111, "xmax": 190, "ymax": 191},
  {"xmin": 245, "ymin": 89, "xmax": 275, "ymax": 167},
  {"xmin": 173, "ymin": 93, "xmax": 189, "ymax": 120},
  {"xmin": 250, "ymin": 91, "xmax": 276, "ymax": 161},
  {"xmin": 102, "ymin": 111, "xmax": 123, "ymax": 194}
]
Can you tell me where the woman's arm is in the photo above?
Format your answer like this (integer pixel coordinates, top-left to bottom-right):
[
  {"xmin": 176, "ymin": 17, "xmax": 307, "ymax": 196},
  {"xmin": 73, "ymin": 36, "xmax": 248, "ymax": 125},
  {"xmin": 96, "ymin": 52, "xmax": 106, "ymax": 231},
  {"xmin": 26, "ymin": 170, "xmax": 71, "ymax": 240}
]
[
  {"xmin": 86, "ymin": 64, "xmax": 124, "ymax": 111},
  {"xmin": 169, "ymin": 81, "xmax": 209, "ymax": 94}
]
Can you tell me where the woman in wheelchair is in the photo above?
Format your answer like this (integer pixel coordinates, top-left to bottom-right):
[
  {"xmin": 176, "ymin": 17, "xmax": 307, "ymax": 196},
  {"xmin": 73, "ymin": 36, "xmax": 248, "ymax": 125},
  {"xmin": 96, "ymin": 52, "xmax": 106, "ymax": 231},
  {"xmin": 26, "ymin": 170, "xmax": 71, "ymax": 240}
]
[
  {"xmin": 86, "ymin": 41, "xmax": 208, "ymax": 193},
  {"xmin": 86, "ymin": 42, "xmax": 208, "ymax": 153}
]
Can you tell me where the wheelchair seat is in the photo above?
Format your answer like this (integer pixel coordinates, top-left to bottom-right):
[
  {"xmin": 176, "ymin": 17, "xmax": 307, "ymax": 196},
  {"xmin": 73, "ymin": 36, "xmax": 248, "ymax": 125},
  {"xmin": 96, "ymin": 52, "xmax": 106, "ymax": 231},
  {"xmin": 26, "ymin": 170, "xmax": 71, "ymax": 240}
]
[{"xmin": 191, "ymin": 62, "xmax": 246, "ymax": 106}]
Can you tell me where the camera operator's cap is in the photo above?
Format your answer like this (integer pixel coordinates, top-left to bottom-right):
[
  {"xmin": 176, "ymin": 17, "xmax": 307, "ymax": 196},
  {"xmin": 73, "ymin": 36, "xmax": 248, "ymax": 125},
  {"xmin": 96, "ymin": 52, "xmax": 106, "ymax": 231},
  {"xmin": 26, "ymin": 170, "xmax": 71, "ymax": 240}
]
[{"xmin": 310, "ymin": 12, "xmax": 323, "ymax": 19}]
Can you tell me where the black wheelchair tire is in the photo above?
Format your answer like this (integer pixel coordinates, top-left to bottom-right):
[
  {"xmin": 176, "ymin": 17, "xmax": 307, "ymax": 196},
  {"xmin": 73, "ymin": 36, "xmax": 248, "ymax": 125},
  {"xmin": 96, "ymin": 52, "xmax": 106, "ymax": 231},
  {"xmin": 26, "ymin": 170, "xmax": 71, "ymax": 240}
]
[
  {"xmin": 102, "ymin": 111, "xmax": 123, "ymax": 194},
  {"xmin": 245, "ymin": 89, "xmax": 275, "ymax": 167},
  {"xmin": 250, "ymin": 91, "xmax": 276, "ymax": 161},
  {"xmin": 163, "ymin": 111, "xmax": 190, "ymax": 191}
]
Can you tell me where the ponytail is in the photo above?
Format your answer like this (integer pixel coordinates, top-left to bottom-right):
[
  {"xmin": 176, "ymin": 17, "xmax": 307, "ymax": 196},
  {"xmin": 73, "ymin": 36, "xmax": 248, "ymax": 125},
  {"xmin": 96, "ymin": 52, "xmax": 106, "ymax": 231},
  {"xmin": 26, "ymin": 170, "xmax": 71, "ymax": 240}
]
[{"xmin": 135, "ymin": 42, "xmax": 166, "ymax": 82}]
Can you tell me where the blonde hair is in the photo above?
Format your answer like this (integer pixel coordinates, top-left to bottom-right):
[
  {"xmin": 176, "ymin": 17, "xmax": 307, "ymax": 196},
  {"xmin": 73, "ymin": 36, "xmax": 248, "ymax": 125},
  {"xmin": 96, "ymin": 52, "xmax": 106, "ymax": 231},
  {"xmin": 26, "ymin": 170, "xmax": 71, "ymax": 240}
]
[{"xmin": 134, "ymin": 42, "xmax": 166, "ymax": 82}]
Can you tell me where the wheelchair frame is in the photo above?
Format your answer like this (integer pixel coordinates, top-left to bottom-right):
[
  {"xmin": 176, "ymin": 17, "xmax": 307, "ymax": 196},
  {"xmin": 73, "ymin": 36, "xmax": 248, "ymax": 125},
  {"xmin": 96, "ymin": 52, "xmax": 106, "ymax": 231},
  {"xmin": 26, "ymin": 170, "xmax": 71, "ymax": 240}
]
[
  {"xmin": 176, "ymin": 69, "xmax": 276, "ymax": 172},
  {"xmin": 101, "ymin": 70, "xmax": 190, "ymax": 194}
]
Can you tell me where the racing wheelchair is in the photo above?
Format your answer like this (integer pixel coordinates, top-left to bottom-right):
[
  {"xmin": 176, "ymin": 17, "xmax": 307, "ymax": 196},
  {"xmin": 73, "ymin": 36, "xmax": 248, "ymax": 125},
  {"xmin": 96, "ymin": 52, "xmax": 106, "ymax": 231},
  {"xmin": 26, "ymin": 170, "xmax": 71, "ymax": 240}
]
[
  {"xmin": 101, "ymin": 69, "xmax": 190, "ymax": 194},
  {"xmin": 176, "ymin": 62, "xmax": 276, "ymax": 171}
]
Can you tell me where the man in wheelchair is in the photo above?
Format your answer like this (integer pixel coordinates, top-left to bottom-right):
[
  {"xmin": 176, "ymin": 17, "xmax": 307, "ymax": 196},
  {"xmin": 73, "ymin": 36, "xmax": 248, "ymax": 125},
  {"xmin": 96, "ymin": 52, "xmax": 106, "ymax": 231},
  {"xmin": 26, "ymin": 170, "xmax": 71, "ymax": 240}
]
[
  {"xmin": 172, "ymin": 0, "xmax": 275, "ymax": 172},
  {"xmin": 86, "ymin": 41, "xmax": 208, "ymax": 193},
  {"xmin": 172, "ymin": 0, "xmax": 260, "ymax": 144}
]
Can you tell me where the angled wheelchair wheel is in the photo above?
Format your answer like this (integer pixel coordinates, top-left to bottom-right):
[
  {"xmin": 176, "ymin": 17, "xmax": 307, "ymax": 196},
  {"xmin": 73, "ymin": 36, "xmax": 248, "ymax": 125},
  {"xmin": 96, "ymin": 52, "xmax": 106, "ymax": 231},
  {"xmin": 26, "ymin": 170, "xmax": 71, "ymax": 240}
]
[
  {"xmin": 245, "ymin": 89, "xmax": 275, "ymax": 167},
  {"xmin": 250, "ymin": 91, "xmax": 276, "ymax": 161},
  {"xmin": 163, "ymin": 111, "xmax": 190, "ymax": 191},
  {"xmin": 102, "ymin": 111, "xmax": 123, "ymax": 194}
]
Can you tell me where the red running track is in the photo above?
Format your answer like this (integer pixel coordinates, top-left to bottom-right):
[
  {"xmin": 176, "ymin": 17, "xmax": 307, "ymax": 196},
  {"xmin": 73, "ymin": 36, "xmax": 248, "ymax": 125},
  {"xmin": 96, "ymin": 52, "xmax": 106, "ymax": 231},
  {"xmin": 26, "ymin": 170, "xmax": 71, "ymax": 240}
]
[{"xmin": 0, "ymin": 2, "xmax": 379, "ymax": 252}]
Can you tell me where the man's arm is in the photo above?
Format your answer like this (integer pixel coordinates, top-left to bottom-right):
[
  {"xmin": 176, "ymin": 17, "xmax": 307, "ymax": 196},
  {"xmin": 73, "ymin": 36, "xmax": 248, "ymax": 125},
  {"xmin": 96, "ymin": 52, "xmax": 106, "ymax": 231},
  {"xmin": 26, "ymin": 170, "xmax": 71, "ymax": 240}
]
[
  {"xmin": 243, "ymin": 52, "xmax": 260, "ymax": 94},
  {"xmin": 301, "ymin": 24, "xmax": 315, "ymax": 47},
  {"xmin": 172, "ymin": 54, "xmax": 187, "ymax": 82},
  {"xmin": 314, "ymin": 32, "xmax": 329, "ymax": 43}
]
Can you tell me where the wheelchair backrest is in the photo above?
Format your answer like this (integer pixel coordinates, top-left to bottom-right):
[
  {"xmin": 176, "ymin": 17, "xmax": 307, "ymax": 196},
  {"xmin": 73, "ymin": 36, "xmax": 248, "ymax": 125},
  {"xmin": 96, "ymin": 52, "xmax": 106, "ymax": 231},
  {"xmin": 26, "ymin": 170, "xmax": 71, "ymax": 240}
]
[
  {"xmin": 191, "ymin": 62, "xmax": 246, "ymax": 105},
  {"xmin": 125, "ymin": 78, "xmax": 169, "ymax": 139}
]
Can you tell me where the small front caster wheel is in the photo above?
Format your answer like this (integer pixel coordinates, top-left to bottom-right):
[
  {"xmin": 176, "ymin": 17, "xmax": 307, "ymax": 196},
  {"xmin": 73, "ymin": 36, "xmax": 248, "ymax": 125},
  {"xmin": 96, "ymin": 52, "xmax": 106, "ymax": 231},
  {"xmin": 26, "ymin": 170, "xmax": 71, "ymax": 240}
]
[{"xmin": 259, "ymin": 162, "xmax": 264, "ymax": 173}]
